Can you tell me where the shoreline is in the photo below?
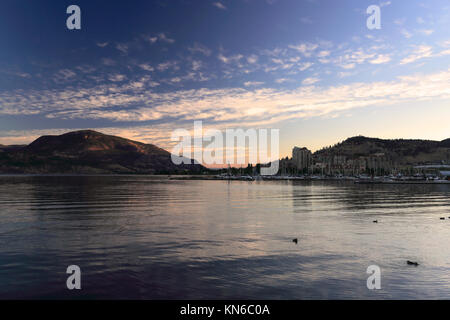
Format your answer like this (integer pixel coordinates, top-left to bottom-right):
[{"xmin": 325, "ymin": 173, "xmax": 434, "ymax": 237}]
[{"xmin": 1, "ymin": 173, "xmax": 449, "ymax": 184}]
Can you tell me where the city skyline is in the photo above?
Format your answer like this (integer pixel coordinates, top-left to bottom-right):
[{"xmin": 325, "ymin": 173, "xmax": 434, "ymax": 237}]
[{"xmin": 0, "ymin": 0, "xmax": 449, "ymax": 158}]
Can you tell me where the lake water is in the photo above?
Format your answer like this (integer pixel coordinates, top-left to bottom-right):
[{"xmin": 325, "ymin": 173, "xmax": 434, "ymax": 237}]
[{"xmin": 0, "ymin": 175, "xmax": 449, "ymax": 299}]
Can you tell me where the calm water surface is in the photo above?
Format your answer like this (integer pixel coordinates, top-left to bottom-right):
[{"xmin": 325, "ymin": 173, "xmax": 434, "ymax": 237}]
[{"xmin": 0, "ymin": 175, "xmax": 449, "ymax": 299}]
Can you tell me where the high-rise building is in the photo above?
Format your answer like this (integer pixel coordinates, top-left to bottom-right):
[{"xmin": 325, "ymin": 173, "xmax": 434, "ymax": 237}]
[{"xmin": 292, "ymin": 147, "xmax": 312, "ymax": 171}]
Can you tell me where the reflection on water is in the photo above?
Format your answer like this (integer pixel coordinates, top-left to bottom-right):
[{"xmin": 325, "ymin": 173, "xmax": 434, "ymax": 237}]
[{"xmin": 0, "ymin": 175, "xmax": 449, "ymax": 299}]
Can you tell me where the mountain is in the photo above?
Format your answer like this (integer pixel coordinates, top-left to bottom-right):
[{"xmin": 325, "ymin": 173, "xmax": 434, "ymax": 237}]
[
  {"xmin": 0, "ymin": 130, "xmax": 205, "ymax": 174},
  {"xmin": 441, "ymin": 138, "xmax": 450, "ymax": 148},
  {"xmin": 314, "ymin": 136, "xmax": 450, "ymax": 165},
  {"xmin": 0, "ymin": 144, "xmax": 25, "ymax": 151}
]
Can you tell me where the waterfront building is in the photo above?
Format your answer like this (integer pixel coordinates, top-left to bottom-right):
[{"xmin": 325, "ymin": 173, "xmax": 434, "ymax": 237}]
[{"xmin": 292, "ymin": 147, "xmax": 312, "ymax": 172}]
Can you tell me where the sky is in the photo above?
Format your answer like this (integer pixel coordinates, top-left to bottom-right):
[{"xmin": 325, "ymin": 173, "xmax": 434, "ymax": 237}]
[{"xmin": 0, "ymin": 0, "xmax": 449, "ymax": 160}]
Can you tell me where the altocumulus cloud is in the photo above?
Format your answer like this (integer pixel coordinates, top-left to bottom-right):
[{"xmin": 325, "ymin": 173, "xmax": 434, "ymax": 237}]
[{"xmin": 1, "ymin": 68, "xmax": 450, "ymax": 126}]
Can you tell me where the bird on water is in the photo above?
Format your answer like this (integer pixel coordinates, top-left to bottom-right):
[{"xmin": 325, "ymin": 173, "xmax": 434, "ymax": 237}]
[
  {"xmin": 407, "ymin": 260, "xmax": 419, "ymax": 266},
  {"xmin": 292, "ymin": 238, "xmax": 298, "ymax": 244}
]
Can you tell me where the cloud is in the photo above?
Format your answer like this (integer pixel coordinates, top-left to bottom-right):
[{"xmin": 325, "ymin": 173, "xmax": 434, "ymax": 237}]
[
  {"xmin": 400, "ymin": 29, "xmax": 413, "ymax": 39},
  {"xmin": 288, "ymin": 43, "xmax": 318, "ymax": 57},
  {"xmin": 115, "ymin": 43, "xmax": 129, "ymax": 55},
  {"xmin": 272, "ymin": 58, "xmax": 283, "ymax": 64},
  {"xmin": 417, "ymin": 29, "xmax": 434, "ymax": 36},
  {"xmin": 394, "ymin": 18, "xmax": 406, "ymax": 26},
  {"xmin": 317, "ymin": 51, "xmax": 330, "ymax": 58},
  {"xmin": 244, "ymin": 81, "xmax": 264, "ymax": 87},
  {"xmin": 188, "ymin": 43, "xmax": 212, "ymax": 56},
  {"xmin": 96, "ymin": 42, "xmax": 109, "ymax": 48},
  {"xmin": 400, "ymin": 45, "xmax": 433, "ymax": 64},
  {"xmin": 440, "ymin": 40, "xmax": 450, "ymax": 48},
  {"xmin": 275, "ymin": 78, "xmax": 291, "ymax": 84},
  {"xmin": 142, "ymin": 33, "xmax": 175, "ymax": 44},
  {"xmin": 1, "ymin": 69, "xmax": 450, "ymax": 142},
  {"xmin": 139, "ymin": 63, "xmax": 155, "ymax": 72},
  {"xmin": 299, "ymin": 62, "xmax": 313, "ymax": 71},
  {"xmin": 170, "ymin": 77, "xmax": 182, "ymax": 83},
  {"xmin": 338, "ymin": 71, "xmax": 356, "ymax": 78},
  {"xmin": 76, "ymin": 65, "xmax": 96, "ymax": 74},
  {"xmin": 101, "ymin": 58, "xmax": 116, "ymax": 66},
  {"xmin": 157, "ymin": 61, "xmax": 179, "ymax": 71},
  {"xmin": 144, "ymin": 36, "xmax": 158, "ymax": 44},
  {"xmin": 330, "ymin": 47, "xmax": 379, "ymax": 70},
  {"xmin": 213, "ymin": 2, "xmax": 227, "ymax": 10},
  {"xmin": 158, "ymin": 33, "xmax": 175, "ymax": 44},
  {"xmin": 261, "ymin": 47, "xmax": 287, "ymax": 57},
  {"xmin": 437, "ymin": 49, "xmax": 450, "ymax": 57},
  {"xmin": 192, "ymin": 60, "xmax": 202, "ymax": 71},
  {"xmin": 340, "ymin": 63, "xmax": 356, "ymax": 69},
  {"xmin": 108, "ymin": 74, "xmax": 127, "ymax": 82},
  {"xmin": 54, "ymin": 69, "xmax": 77, "ymax": 82},
  {"xmin": 12, "ymin": 72, "xmax": 32, "ymax": 79},
  {"xmin": 369, "ymin": 54, "xmax": 391, "ymax": 64},
  {"xmin": 247, "ymin": 54, "xmax": 259, "ymax": 64},
  {"xmin": 218, "ymin": 53, "xmax": 243, "ymax": 64},
  {"xmin": 302, "ymin": 77, "xmax": 319, "ymax": 85}
]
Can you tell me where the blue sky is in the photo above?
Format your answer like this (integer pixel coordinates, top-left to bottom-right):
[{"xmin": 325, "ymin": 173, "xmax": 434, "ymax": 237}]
[{"xmin": 0, "ymin": 0, "xmax": 449, "ymax": 157}]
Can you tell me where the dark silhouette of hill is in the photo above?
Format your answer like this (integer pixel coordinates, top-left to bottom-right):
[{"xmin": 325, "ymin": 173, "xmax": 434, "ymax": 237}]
[
  {"xmin": 314, "ymin": 136, "xmax": 450, "ymax": 165},
  {"xmin": 0, "ymin": 130, "xmax": 205, "ymax": 174}
]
